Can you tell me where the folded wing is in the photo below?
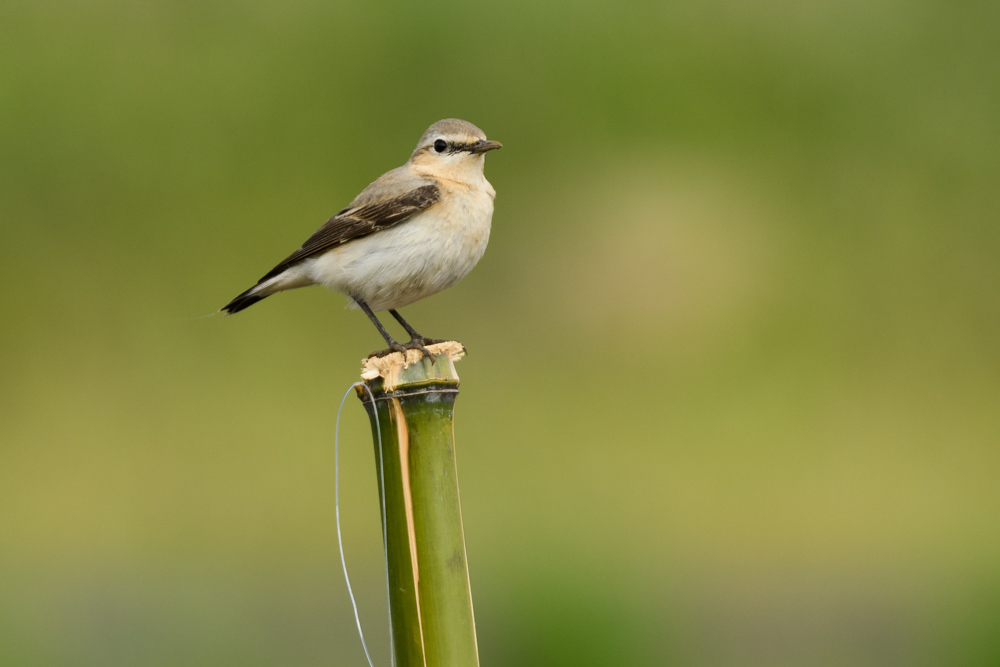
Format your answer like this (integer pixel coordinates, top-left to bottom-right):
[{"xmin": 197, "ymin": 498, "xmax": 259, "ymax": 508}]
[
  {"xmin": 221, "ymin": 183, "xmax": 440, "ymax": 314},
  {"xmin": 258, "ymin": 183, "xmax": 440, "ymax": 283}
]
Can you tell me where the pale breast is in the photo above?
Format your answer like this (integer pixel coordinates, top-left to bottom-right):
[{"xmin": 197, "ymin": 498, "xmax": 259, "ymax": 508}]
[{"xmin": 305, "ymin": 183, "xmax": 495, "ymax": 311}]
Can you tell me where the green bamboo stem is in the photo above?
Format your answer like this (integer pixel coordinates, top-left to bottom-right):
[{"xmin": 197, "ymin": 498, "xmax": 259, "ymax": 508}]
[{"xmin": 355, "ymin": 342, "xmax": 479, "ymax": 667}]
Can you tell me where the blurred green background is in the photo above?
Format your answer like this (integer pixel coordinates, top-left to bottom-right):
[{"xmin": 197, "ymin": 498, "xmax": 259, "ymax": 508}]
[{"xmin": 2, "ymin": 0, "xmax": 999, "ymax": 665}]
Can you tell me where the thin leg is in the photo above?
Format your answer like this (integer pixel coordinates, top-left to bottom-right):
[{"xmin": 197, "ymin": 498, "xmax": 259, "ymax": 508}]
[
  {"xmin": 389, "ymin": 310, "xmax": 424, "ymax": 340},
  {"xmin": 355, "ymin": 299, "xmax": 404, "ymax": 351},
  {"xmin": 389, "ymin": 310, "xmax": 446, "ymax": 346},
  {"xmin": 357, "ymin": 300, "xmax": 435, "ymax": 361}
]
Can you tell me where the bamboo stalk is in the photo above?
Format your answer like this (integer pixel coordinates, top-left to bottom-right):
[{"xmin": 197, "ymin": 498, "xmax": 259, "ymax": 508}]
[{"xmin": 356, "ymin": 342, "xmax": 479, "ymax": 667}]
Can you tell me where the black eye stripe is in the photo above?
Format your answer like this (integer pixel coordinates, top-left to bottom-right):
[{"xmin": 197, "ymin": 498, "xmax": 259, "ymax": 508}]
[{"xmin": 429, "ymin": 139, "xmax": 485, "ymax": 154}]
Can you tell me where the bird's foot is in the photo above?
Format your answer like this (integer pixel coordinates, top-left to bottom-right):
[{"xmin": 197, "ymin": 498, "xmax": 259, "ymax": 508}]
[
  {"xmin": 365, "ymin": 339, "xmax": 417, "ymax": 359},
  {"xmin": 402, "ymin": 337, "xmax": 438, "ymax": 364},
  {"xmin": 366, "ymin": 339, "xmax": 445, "ymax": 363},
  {"xmin": 417, "ymin": 337, "xmax": 448, "ymax": 346}
]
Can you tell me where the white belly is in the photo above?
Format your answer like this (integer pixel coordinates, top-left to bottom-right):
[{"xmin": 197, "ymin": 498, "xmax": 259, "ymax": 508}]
[{"xmin": 303, "ymin": 188, "xmax": 494, "ymax": 311}]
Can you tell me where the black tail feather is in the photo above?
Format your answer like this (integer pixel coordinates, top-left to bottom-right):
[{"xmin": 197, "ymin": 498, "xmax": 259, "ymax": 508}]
[{"xmin": 222, "ymin": 287, "xmax": 267, "ymax": 314}]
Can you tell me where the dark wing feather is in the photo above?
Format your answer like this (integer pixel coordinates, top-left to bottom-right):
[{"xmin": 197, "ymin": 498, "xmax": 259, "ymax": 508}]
[{"xmin": 256, "ymin": 184, "xmax": 440, "ymax": 284}]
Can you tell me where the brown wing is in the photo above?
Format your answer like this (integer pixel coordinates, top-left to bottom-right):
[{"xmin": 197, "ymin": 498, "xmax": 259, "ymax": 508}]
[{"xmin": 256, "ymin": 184, "xmax": 440, "ymax": 283}]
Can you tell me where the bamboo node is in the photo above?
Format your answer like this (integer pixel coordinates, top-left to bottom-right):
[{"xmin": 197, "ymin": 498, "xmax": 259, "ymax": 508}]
[{"xmin": 360, "ymin": 341, "xmax": 466, "ymax": 390}]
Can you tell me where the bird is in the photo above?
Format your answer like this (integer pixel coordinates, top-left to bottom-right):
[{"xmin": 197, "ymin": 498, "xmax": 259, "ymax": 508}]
[{"xmin": 222, "ymin": 118, "xmax": 501, "ymax": 357}]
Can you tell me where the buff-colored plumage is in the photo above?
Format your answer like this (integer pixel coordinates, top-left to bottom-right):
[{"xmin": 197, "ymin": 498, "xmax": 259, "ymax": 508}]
[{"xmin": 222, "ymin": 119, "xmax": 501, "ymax": 346}]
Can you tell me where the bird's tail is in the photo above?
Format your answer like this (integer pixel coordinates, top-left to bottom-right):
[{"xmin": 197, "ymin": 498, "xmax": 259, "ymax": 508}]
[
  {"xmin": 221, "ymin": 268, "xmax": 311, "ymax": 314},
  {"xmin": 222, "ymin": 284, "xmax": 269, "ymax": 314}
]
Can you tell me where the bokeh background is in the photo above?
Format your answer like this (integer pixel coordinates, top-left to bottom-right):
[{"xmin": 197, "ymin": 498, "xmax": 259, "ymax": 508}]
[{"xmin": 2, "ymin": 1, "xmax": 998, "ymax": 665}]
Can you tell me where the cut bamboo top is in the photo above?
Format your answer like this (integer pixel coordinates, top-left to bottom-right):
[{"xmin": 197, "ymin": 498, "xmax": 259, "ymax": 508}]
[{"xmin": 360, "ymin": 341, "xmax": 466, "ymax": 392}]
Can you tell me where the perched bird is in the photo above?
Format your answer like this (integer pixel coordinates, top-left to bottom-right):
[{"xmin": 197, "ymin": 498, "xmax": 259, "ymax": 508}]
[{"xmin": 222, "ymin": 118, "xmax": 501, "ymax": 356}]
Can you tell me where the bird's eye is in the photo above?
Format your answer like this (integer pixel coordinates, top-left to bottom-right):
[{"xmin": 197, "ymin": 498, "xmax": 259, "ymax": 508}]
[{"xmin": 434, "ymin": 139, "xmax": 447, "ymax": 153}]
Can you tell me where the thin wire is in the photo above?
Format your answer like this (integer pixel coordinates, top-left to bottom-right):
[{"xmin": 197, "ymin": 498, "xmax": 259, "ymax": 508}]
[{"xmin": 335, "ymin": 381, "xmax": 395, "ymax": 667}]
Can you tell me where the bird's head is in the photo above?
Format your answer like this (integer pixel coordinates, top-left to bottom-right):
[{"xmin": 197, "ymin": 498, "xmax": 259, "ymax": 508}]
[{"xmin": 409, "ymin": 119, "xmax": 502, "ymax": 181}]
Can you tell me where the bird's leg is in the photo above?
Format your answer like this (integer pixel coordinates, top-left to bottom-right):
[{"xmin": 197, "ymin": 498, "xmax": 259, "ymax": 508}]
[
  {"xmin": 356, "ymin": 299, "xmax": 434, "ymax": 361},
  {"xmin": 387, "ymin": 309, "xmax": 438, "ymax": 362},
  {"xmin": 389, "ymin": 310, "xmax": 428, "ymax": 342},
  {"xmin": 355, "ymin": 298, "xmax": 407, "ymax": 355}
]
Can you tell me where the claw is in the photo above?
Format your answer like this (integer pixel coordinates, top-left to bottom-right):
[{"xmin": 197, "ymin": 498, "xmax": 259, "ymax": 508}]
[
  {"xmin": 402, "ymin": 338, "xmax": 438, "ymax": 364},
  {"xmin": 419, "ymin": 337, "xmax": 448, "ymax": 346}
]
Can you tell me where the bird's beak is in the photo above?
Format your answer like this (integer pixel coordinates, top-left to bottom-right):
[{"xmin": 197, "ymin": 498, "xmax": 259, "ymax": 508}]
[{"xmin": 467, "ymin": 140, "xmax": 503, "ymax": 154}]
